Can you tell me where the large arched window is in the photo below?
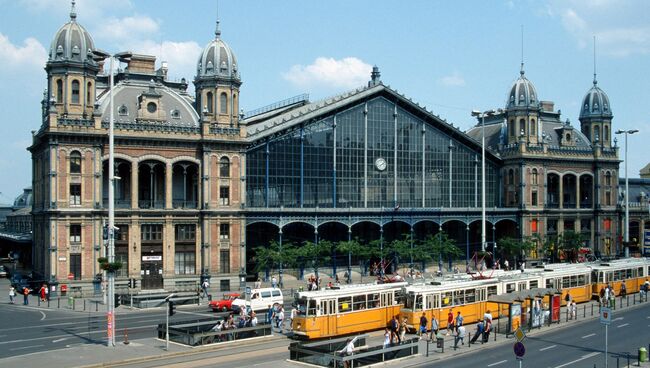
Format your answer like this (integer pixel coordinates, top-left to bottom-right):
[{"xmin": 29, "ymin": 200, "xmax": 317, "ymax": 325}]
[
  {"xmin": 220, "ymin": 92, "xmax": 228, "ymax": 114},
  {"xmin": 604, "ymin": 125, "xmax": 609, "ymax": 142},
  {"xmin": 206, "ymin": 92, "xmax": 213, "ymax": 113},
  {"xmin": 605, "ymin": 172, "xmax": 612, "ymax": 186},
  {"xmin": 71, "ymin": 80, "xmax": 80, "ymax": 104},
  {"xmin": 70, "ymin": 151, "xmax": 81, "ymax": 174},
  {"xmin": 531, "ymin": 168, "xmax": 538, "ymax": 185},
  {"xmin": 519, "ymin": 119, "xmax": 526, "ymax": 136},
  {"xmin": 530, "ymin": 119, "xmax": 536, "ymax": 136},
  {"xmin": 509, "ymin": 120, "xmax": 515, "ymax": 136},
  {"xmin": 56, "ymin": 79, "xmax": 63, "ymax": 103},
  {"xmin": 594, "ymin": 126, "xmax": 601, "ymax": 142},
  {"xmin": 508, "ymin": 169, "xmax": 514, "ymax": 185},
  {"xmin": 220, "ymin": 156, "xmax": 230, "ymax": 177}
]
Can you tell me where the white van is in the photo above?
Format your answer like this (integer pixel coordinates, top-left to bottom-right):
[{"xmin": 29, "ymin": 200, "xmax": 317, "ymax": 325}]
[{"xmin": 231, "ymin": 287, "xmax": 283, "ymax": 312}]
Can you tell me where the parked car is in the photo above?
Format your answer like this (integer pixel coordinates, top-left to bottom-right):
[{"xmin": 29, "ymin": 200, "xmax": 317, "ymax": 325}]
[
  {"xmin": 209, "ymin": 292, "xmax": 241, "ymax": 312},
  {"xmin": 0, "ymin": 265, "xmax": 7, "ymax": 278},
  {"xmin": 10, "ymin": 273, "xmax": 30, "ymax": 292}
]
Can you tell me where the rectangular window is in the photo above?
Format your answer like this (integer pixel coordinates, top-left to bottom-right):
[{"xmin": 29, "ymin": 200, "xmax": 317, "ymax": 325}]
[
  {"xmin": 220, "ymin": 223, "xmax": 230, "ymax": 240},
  {"xmin": 531, "ymin": 191, "xmax": 538, "ymax": 206},
  {"xmin": 69, "ymin": 224, "xmax": 81, "ymax": 243},
  {"xmin": 115, "ymin": 251, "xmax": 128, "ymax": 278},
  {"xmin": 70, "ymin": 254, "xmax": 81, "ymax": 280},
  {"xmin": 220, "ymin": 249, "xmax": 230, "ymax": 273},
  {"xmin": 338, "ymin": 296, "xmax": 352, "ymax": 313},
  {"xmin": 174, "ymin": 250, "xmax": 196, "ymax": 275},
  {"xmin": 175, "ymin": 224, "xmax": 196, "ymax": 242},
  {"xmin": 141, "ymin": 224, "xmax": 163, "ymax": 241},
  {"xmin": 604, "ymin": 219, "xmax": 612, "ymax": 232},
  {"xmin": 547, "ymin": 219, "xmax": 558, "ymax": 234},
  {"xmin": 531, "ymin": 219, "xmax": 538, "ymax": 233},
  {"xmin": 219, "ymin": 186, "xmax": 230, "ymax": 206},
  {"xmin": 70, "ymin": 184, "xmax": 81, "ymax": 205}
]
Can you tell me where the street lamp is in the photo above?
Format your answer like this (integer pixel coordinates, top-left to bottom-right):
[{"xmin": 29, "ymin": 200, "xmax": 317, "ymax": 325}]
[
  {"xmin": 471, "ymin": 109, "xmax": 496, "ymax": 254},
  {"xmin": 615, "ymin": 129, "xmax": 638, "ymax": 258},
  {"xmin": 93, "ymin": 50, "xmax": 132, "ymax": 347}
]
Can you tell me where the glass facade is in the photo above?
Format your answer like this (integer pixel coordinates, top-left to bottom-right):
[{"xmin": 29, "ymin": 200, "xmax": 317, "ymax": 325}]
[{"xmin": 246, "ymin": 96, "xmax": 499, "ymax": 208}]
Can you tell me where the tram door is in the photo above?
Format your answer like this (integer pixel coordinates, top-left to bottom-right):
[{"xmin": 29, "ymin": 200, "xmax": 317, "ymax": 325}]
[
  {"xmin": 381, "ymin": 292, "xmax": 394, "ymax": 323},
  {"xmin": 518, "ymin": 282, "xmax": 527, "ymax": 291},
  {"xmin": 320, "ymin": 299, "xmax": 337, "ymax": 336}
]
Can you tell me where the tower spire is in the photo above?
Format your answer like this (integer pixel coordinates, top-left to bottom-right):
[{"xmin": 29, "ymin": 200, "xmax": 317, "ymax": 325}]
[
  {"xmin": 215, "ymin": 20, "xmax": 221, "ymax": 39},
  {"xmin": 593, "ymin": 36, "xmax": 597, "ymax": 85},
  {"xmin": 70, "ymin": 0, "xmax": 77, "ymax": 21},
  {"xmin": 520, "ymin": 25, "xmax": 525, "ymax": 76}
]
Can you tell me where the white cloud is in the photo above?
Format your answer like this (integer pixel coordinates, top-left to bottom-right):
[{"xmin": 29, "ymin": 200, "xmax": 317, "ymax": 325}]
[
  {"xmin": 0, "ymin": 33, "xmax": 47, "ymax": 70},
  {"xmin": 283, "ymin": 57, "xmax": 372, "ymax": 89},
  {"xmin": 124, "ymin": 39, "xmax": 202, "ymax": 82},
  {"xmin": 96, "ymin": 16, "xmax": 160, "ymax": 42},
  {"xmin": 439, "ymin": 71, "xmax": 466, "ymax": 87}
]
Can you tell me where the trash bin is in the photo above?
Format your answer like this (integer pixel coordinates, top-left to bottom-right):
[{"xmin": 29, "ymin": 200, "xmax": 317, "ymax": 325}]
[
  {"xmin": 639, "ymin": 347, "xmax": 648, "ymax": 362},
  {"xmin": 68, "ymin": 296, "xmax": 74, "ymax": 307},
  {"xmin": 436, "ymin": 337, "xmax": 444, "ymax": 348},
  {"xmin": 208, "ymin": 294, "xmax": 212, "ymax": 301}
]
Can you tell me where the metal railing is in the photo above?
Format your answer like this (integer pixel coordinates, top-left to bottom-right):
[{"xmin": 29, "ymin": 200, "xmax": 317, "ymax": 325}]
[
  {"xmin": 172, "ymin": 200, "xmax": 198, "ymax": 209},
  {"xmin": 138, "ymin": 200, "xmax": 165, "ymax": 209},
  {"xmin": 157, "ymin": 319, "xmax": 273, "ymax": 346}
]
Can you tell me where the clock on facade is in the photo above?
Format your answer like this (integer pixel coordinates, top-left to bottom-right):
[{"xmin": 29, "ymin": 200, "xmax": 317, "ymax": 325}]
[{"xmin": 375, "ymin": 157, "xmax": 387, "ymax": 171}]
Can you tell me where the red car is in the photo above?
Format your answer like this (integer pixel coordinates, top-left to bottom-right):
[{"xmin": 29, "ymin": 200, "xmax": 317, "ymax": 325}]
[{"xmin": 209, "ymin": 292, "xmax": 241, "ymax": 312}]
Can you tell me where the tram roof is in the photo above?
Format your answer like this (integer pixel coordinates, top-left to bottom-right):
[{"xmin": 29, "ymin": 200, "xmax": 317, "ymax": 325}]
[
  {"xmin": 404, "ymin": 277, "xmax": 501, "ymax": 293},
  {"xmin": 294, "ymin": 281, "xmax": 408, "ymax": 298}
]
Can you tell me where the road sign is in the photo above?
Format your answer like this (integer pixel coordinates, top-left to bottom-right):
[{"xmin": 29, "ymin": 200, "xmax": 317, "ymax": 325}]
[
  {"xmin": 67, "ymin": 273, "xmax": 74, "ymax": 280},
  {"xmin": 514, "ymin": 341, "xmax": 526, "ymax": 357},
  {"xmin": 514, "ymin": 327, "xmax": 526, "ymax": 342},
  {"xmin": 600, "ymin": 307, "xmax": 612, "ymax": 325}
]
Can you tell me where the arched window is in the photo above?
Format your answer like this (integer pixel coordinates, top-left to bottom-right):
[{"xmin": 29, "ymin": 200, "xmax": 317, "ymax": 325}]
[
  {"xmin": 206, "ymin": 92, "xmax": 213, "ymax": 113},
  {"xmin": 86, "ymin": 82, "xmax": 92, "ymax": 105},
  {"xmin": 220, "ymin": 92, "xmax": 228, "ymax": 114},
  {"xmin": 70, "ymin": 151, "xmax": 81, "ymax": 174},
  {"xmin": 71, "ymin": 80, "xmax": 80, "ymax": 104},
  {"xmin": 530, "ymin": 119, "xmax": 536, "ymax": 135},
  {"xmin": 565, "ymin": 133, "xmax": 571, "ymax": 142},
  {"xmin": 508, "ymin": 169, "xmax": 514, "ymax": 185},
  {"xmin": 509, "ymin": 120, "xmax": 515, "ymax": 136},
  {"xmin": 56, "ymin": 79, "xmax": 63, "ymax": 103},
  {"xmin": 220, "ymin": 156, "xmax": 230, "ymax": 177},
  {"xmin": 233, "ymin": 93, "xmax": 237, "ymax": 113},
  {"xmin": 519, "ymin": 119, "xmax": 526, "ymax": 135},
  {"xmin": 594, "ymin": 126, "xmax": 601, "ymax": 142},
  {"xmin": 604, "ymin": 125, "xmax": 609, "ymax": 142},
  {"xmin": 605, "ymin": 172, "xmax": 612, "ymax": 186},
  {"xmin": 531, "ymin": 168, "xmax": 538, "ymax": 185}
]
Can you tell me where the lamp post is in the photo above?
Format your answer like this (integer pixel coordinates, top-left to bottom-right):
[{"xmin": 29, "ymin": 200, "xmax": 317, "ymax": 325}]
[
  {"xmin": 471, "ymin": 109, "xmax": 496, "ymax": 254},
  {"xmin": 615, "ymin": 129, "xmax": 638, "ymax": 258},
  {"xmin": 94, "ymin": 50, "xmax": 132, "ymax": 347}
]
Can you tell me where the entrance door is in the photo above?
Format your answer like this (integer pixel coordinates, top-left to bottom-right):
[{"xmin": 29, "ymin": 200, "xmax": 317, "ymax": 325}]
[
  {"xmin": 141, "ymin": 261, "xmax": 163, "ymax": 289},
  {"xmin": 320, "ymin": 299, "xmax": 337, "ymax": 337}
]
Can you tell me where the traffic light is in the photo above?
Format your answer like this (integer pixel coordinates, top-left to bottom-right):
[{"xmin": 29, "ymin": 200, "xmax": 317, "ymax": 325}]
[
  {"xmin": 168, "ymin": 300, "xmax": 175, "ymax": 316},
  {"xmin": 114, "ymin": 294, "xmax": 121, "ymax": 307},
  {"xmin": 129, "ymin": 278, "xmax": 136, "ymax": 289}
]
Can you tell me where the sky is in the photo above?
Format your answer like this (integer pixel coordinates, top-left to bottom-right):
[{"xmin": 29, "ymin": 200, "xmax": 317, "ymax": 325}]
[{"xmin": 0, "ymin": 0, "xmax": 649, "ymax": 202}]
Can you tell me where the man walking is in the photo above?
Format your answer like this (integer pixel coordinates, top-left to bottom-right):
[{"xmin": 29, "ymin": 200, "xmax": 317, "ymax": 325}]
[
  {"xmin": 429, "ymin": 315, "xmax": 439, "ymax": 340},
  {"xmin": 418, "ymin": 312, "xmax": 428, "ymax": 339},
  {"xmin": 455, "ymin": 311, "xmax": 464, "ymax": 333},
  {"xmin": 201, "ymin": 278, "xmax": 210, "ymax": 299},
  {"xmin": 9, "ymin": 286, "xmax": 15, "ymax": 304},
  {"xmin": 22, "ymin": 287, "xmax": 30, "ymax": 305}
]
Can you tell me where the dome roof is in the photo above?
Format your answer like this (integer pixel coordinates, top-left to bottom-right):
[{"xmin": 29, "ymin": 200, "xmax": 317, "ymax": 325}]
[
  {"xmin": 506, "ymin": 65, "xmax": 538, "ymax": 109},
  {"xmin": 579, "ymin": 79, "xmax": 612, "ymax": 119},
  {"xmin": 196, "ymin": 21, "xmax": 239, "ymax": 81},
  {"xmin": 48, "ymin": 3, "xmax": 95, "ymax": 63}
]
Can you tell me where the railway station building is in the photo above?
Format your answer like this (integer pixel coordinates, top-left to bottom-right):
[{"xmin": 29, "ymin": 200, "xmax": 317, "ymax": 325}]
[{"xmin": 29, "ymin": 8, "xmax": 624, "ymax": 293}]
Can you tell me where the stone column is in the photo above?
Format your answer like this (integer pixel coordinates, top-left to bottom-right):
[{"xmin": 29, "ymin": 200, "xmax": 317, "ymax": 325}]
[
  {"xmin": 559, "ymin": 174, "xmax": 564, "ymax": 209},
  {"xmin": 165, "ymin": 162, "xmax": 172, "ymax": 209},
  {"xmin": 131, "ymin": 161, "xmax": 138, "ymax": 209}
]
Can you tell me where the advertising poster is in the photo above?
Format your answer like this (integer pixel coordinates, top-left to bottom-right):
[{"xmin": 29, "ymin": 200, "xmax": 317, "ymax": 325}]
[
  {"xmin": 510, "ymin": 303, "xmax": 521, "ymax": 333},
  {"xmin": 644, "ymin": 230, "xmax": 650, "ymax": 256},
  {"xmin": 531, "ymin": 299, "xmax": 542, "ymax": 327},
  {"xmin": 551, "ymin": 295, "xmax": 561, "ymax": 323}
]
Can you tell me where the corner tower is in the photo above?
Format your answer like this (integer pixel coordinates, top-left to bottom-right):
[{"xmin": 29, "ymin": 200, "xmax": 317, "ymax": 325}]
[
  {"xmin": 579, "ymin": 76, "xmax": 613, "ymax": 148},
  {"xmin": 194, "ymin": 20, "xmax": 242, "ymax": 127},
  {"xmin": 45, "ymin": 1, "xmax": 99, "ymax": 120},
  {"xmin": 504, "ymin": 64, "xmax": 541, "ymax": 145}
]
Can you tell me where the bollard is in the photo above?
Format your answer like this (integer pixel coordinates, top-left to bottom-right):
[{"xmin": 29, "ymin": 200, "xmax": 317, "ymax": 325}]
[
  {"xmin": 591, "ymin": 303, "xmax": 594, "ymax": 316},
  {"xmin": 583, "ymin": 305, "xmax": 585, "ymax": 318},
  {"xmin": 123, "ymin": 328, "xmax": 129, "ymax": 345},
  {"xmin": 626, "ymin": 294, "xmax": 629, "ymax": 307},
  {"xmin": 73, "ymin": 298, "xmax": 76, "ymax": 310},
  {"xmin": 84, "ymin": 299, "xmax": 86, "ymax": 311},
  {"xmin": 616, "ymin": 355, "xmax": 619, "ymax": 368},
  {"xmin": 47, "ymin": 299, "xmax": 50, "ymax": 308},
  {"xmin": 58, "ymin": 297, "xmax": 60, "ymax": 308},
  {"xmin": 627, "ymin": 351, "xmax": 631, "ymax": 366}
]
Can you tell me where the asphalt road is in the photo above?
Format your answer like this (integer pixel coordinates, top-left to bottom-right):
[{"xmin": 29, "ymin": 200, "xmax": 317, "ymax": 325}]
[{"xmin": 411, "ymin": 303, "xmax": 650, "ymax": 368}]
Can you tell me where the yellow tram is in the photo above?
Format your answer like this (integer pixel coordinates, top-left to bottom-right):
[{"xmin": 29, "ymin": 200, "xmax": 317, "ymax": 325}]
[
  {"xmin": 590, "ymin": 258, "xmax": 650, "ymax": 297},
  {"xmin": 538, "ymin": 263, "xmax": 593, "ymax": 304},
  {"xmin": 291, "ymin": 282, "xmax": 407, "ymax": 339}
]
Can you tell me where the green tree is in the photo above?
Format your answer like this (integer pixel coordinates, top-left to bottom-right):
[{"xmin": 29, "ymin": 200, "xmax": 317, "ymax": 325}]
[
  {"xmin": 542, "ymin": 234, "xmax": 560, "ymax": 263},
  {"xmin": 389, "ymin": 233, "xmax": 414, "ymax": 272},
  {"xmin": 252, "ymin": 240, "xmax": 297, "ymax": 281},
  {"xmin": 497, "ymin": 236, "xmax": 536, "ymax": 267},
  {"xmin": 336, "ymin": 238, "xmax": 363, "ymax": 282},
  {"xmin": 296, "ymin": 241, "xmax": 331, "ymax": 279},
  {"xmin": 558, "ymin": 231, "xmax": 585, "ymax": 262},
  {"xmin": 420, "ymin": 232, "xmax": 463, "ymax": 272}
]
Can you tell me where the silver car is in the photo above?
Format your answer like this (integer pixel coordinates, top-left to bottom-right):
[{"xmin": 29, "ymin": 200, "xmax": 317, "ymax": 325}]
[{"xmin": 0, "ymin": 265, "xmax": 7, "ymax": 278}]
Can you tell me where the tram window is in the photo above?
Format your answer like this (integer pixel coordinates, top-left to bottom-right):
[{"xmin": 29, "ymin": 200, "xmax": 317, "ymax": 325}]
[
  {"xmin": 613, "ymin": 271, "xmax": 620, "ymax": 281},
  {"xmin": 506, "ymin": 283, "xmax": 515, "ymax": 293},
  {"xmin": 442, "ymin": 292, "xmax": 452, "ymax": 307},
  {"xmin": 545, "ymin": 279, "xmax": 554, "ymax": 289},
  {"xmin": 395, "ymin": 290, "xmax": 406, "ymax": 305},
  {"xmin": 454, "ymin": 290, "xmax": 465, "ymax": 305},
  {"xmin": 405, "ymin": 293, "xmax": 415, "ymax": 309},
  {"xmin": 570, "ymin": 276, "xmax": 577, "ymax": 287},
  {"xmin": 562, "ymin": 277, "xmax": 570, "ymax": 288},
  {"xmin": 296, "ymin": 297, "xmax": 307, "ymax": 315},
  {"xmin": 577, "ymin": 274, "xmax": 586, "ymax": 286},
  {"xmin": 368, "ymin": 293, "xmax": 380, "ymax": 308},
  {"xmin": 600, "ymin": 272, "xmax": 605, "ymax": 283},
  {"xmin": 487, "ymin": 286, "xmax": 497, "ymax": 297},
  {"xmin": 477, "ymin": 288, "xmax": 486, "ymax": 302},
  {"xmin": 465, "ymin": 289, "xmax": 476, "ymax": 303},
  {"xmin": 607, "ymin": 272, "xmax": 613, "ymax": 282},
  {"xmin": 308, "ymin": 300, "xmax": 317, "ymax": 316},
  {"xmin": 415, "ymin": 295, "xmax": 423, "ymax": 310},
  {"xmin": 426, "ymin": 294, "xmax": 439, "ymax": 309},
  {"xmin": 530, "ymin": 280, "xmax": 539, "ymax": 289},
  {"xmin": 626, "ymin": 269, "xmax": 632, "ymax": 279},
  {"xmin": 339, "ymin": 297, "xmax": 352, "ymax": 313},
  {"xmin": 591, "ymin": 271, "xmax": 598, "ymax": 283},
  {"xmin": 353, "ymin": 295, "xmax": 367, "ymax": 310}
]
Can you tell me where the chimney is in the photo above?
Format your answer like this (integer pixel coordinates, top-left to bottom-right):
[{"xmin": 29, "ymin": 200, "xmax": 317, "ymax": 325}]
[{"xmin": 126, "ymin": 54, "xmax": 157, "ymax": 74}]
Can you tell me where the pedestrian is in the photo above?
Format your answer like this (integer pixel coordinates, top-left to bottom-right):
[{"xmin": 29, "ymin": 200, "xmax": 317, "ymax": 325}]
[
  {"xmin": 571, "ymin": 301, "xmax": 577, "ymax": 320},
  {"xmin": 289, "ymin": 307, "xmax": 297, "ymax": 331},
  {"xmin": 271, "ymin": 276, "xmax": 278, "ymax": 289},
  {"xmin": 267, "ymin": 304, "xmax": 274, "ymax": 324},
  {"xmin": 201, "ymin": 279, "xmax": 210, "ymax": 299},
  {"xmin": 39, "ymin": 284, "xmax": 47, "ymax": 302},
  {"xmin": 383, "ymin": 328, "xmax": 391, "ymax": 348},
  {"xmin": 471, "ymin": 320, "xmax": 484, "ymax": 343},
  {"xmin": 429, "ymin": 315, "xmax": 439, "ymax": 340},
  {"xmin": 390, "ymin": 315, "xmax": 400, "ymax": 344},
  {"xmin": 418, "ymin": 312, "xmax": 428, "ymax": 339},
  {"xmin": 454, "ymin": 325, "xmax": 466, "ymax": 348},
  {"xmin": 504, "ymin": 259, "xmax": 509, "ymax": 271},
  {"xmin": 23, "ymin": 287, "xmax": 30, "ymax": 305},
  {"xmin": 482, "ymin": 318, "xmax": 491, "ymax": 343},
  {"xmin": 483, "ymin": 310, "xmax": 493, "ymax": 325},
  {"xmin": 276, "ymin": 306, "xmax": 285, "ymax": 331},
  {"xmin": 254, "ymin": 278, "xmax": 261, "ymax": 289},
  {"xmin": 399, "ymin": 317, "xmax": 407, "ymax": 342},
  {"xmin": 620, "ymin": 282, "xmax": 626, "ymax": 297},
  {"xmin": 446, "ymin": 309, "xmax": 454, "ymax": 336},
  {"xmin": 9, "ymin": 286, "xmax": 15, "ymax": 304},
  {"xmin": 250, "ymin": 312, "xmax": 258, "ymax": 327},
  {"xmin": 339, "ymin": 336, "xmax": 359, "ymax": 368},
  {"xmin": 455, "ymin": 311, "xmax": 464, "ymax": 332}
]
